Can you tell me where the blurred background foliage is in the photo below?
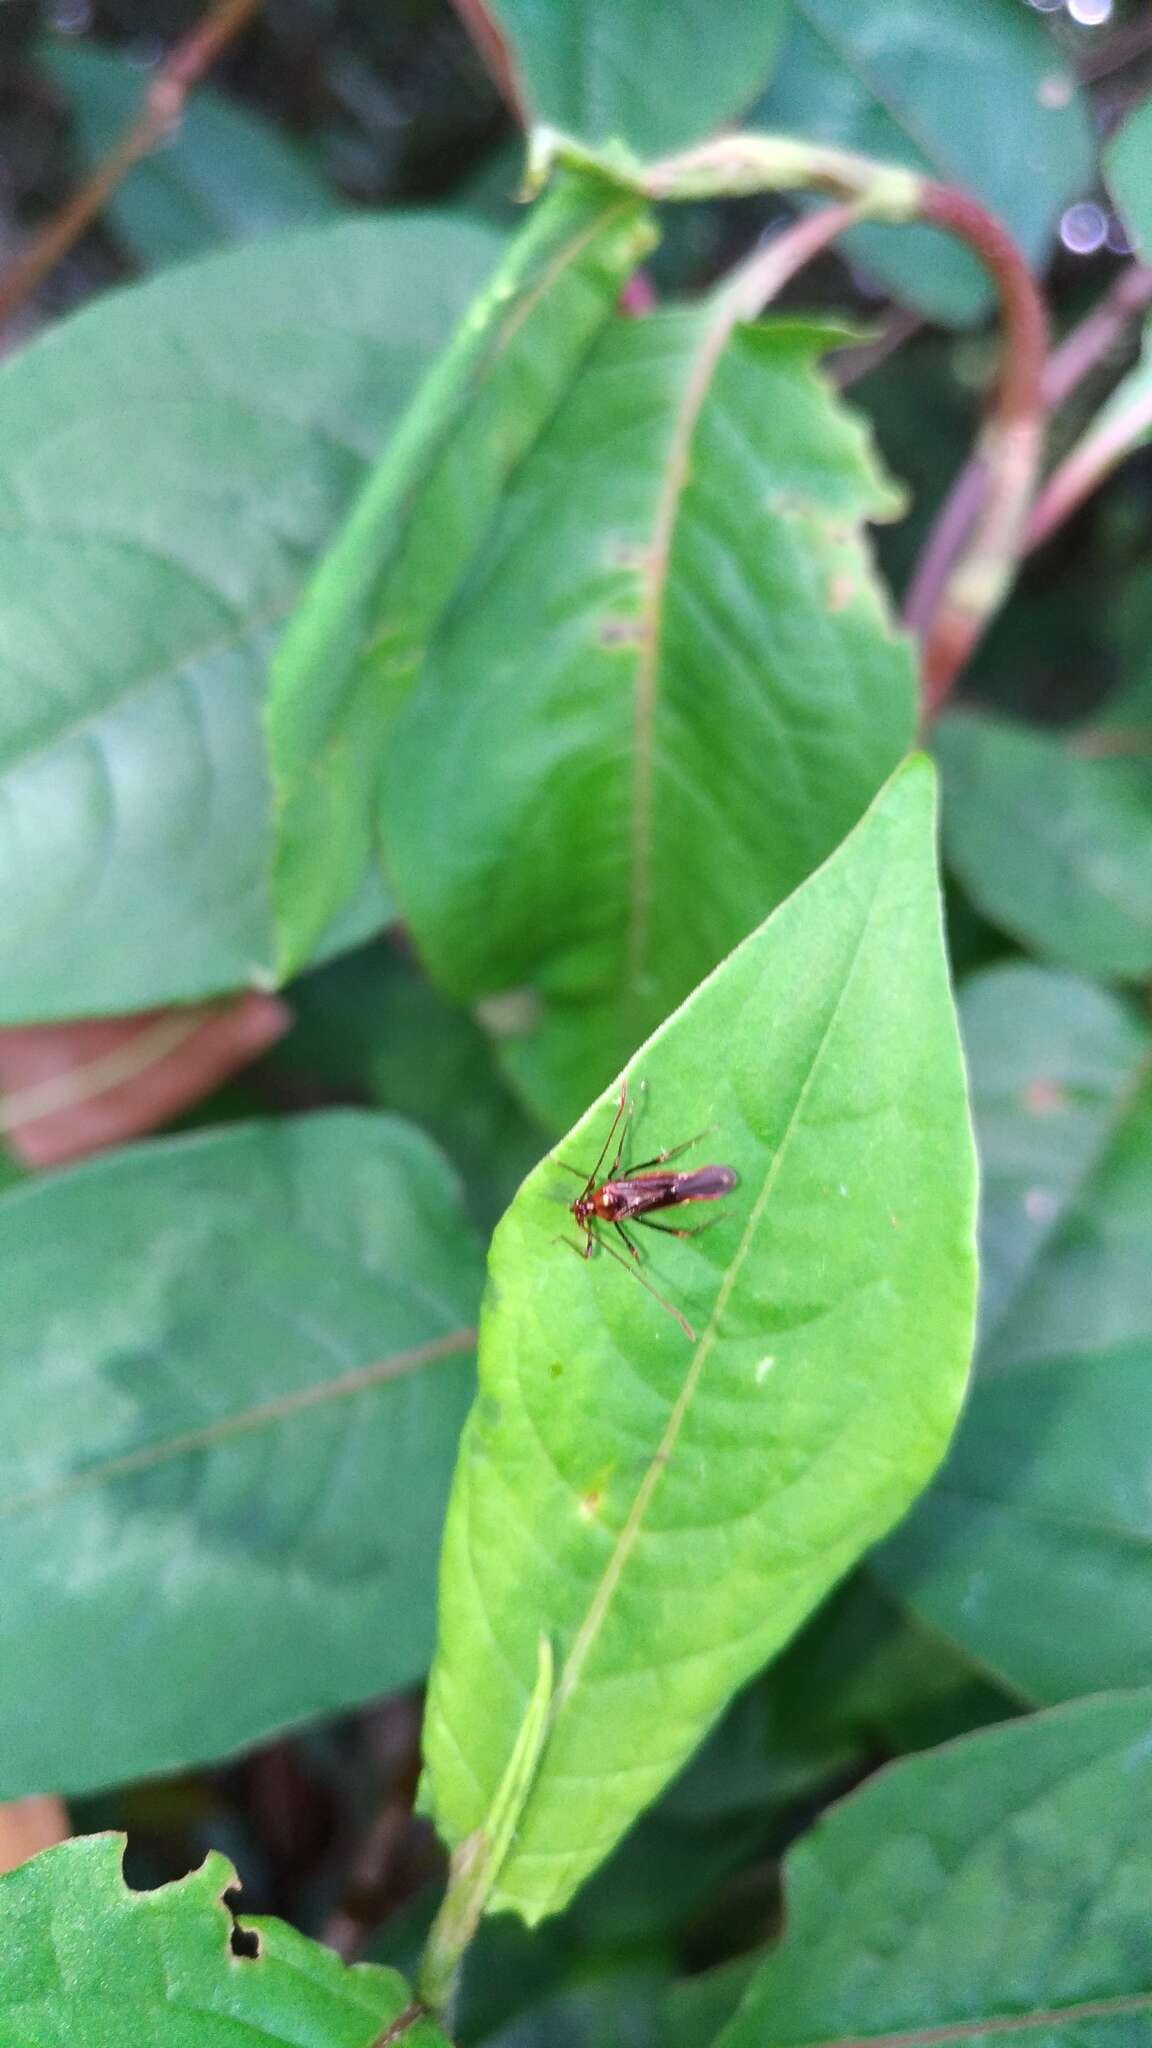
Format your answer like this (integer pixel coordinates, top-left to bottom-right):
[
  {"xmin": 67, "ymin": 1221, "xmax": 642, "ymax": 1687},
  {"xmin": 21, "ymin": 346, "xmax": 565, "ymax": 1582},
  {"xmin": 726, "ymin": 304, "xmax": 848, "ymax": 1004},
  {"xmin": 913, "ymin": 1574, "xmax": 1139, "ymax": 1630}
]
[{"xmin": 2, "ymin": 2, "xmax": 1152, "ymax": 2040}]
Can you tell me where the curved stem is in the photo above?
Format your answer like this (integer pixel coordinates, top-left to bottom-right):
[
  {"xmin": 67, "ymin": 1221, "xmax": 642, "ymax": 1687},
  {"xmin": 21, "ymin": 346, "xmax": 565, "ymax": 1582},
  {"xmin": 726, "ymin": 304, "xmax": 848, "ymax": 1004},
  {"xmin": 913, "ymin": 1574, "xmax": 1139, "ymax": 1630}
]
[
  {"xmin": 418, "ymin": 1638, "xmax": 554, "ymax": 2021},
  {"xmin": 0, "ymin": 0, "xmax": 266, "ymax": 331},
  {"xmin": 905, "ymin": 260, "xmax": 1152, "ymax": 678},
  {"xmin": 718, "ymin": 200, "xmax": 864, "ymax": 316},
  {"xmin": 448, "ymin": 0, "xmax": 526, "ymax": 123},
  {"xmin": 1044, "ymin": 260, "xmax": 1152, "ymax": 413},
  {"xmin": 905, "ymin": 184, "xmax": 1048, "ymax": 716},
  {"xmin": 1026, "ymin": 374, "xmax": 1152, "ymax": 552}
]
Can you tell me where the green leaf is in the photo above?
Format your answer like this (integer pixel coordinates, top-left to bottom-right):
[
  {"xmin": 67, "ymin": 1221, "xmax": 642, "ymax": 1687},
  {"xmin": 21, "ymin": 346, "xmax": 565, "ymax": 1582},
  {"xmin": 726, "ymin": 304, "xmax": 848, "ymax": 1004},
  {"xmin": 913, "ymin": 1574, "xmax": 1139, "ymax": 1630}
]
[
  {"xmin": 268, "ymin": 173, "xmax": 656, "ymax": 974},
  {"xmin": 877, "ymin": 963, "xmax": 1152, "ymax": 1702},
  {"xmin": 728, "ymin": 1573, "xmax": 1016, "ymax": 1805},
  {"xmin": 480, "ymin": 0, "xmax": 790, "ymax": 156},
  {"xmin": 43, "ymin": 40, "xmax": 342, "ymax": 267},
  {"xmin": 421, "ymin": 760, "xmax": 977, "ymax": 1924},
  {"xmin": 666, "ymin": 1960, "xmax": 755, "ymax": 2048},
  {"xmin": 937, "ymin": 712, "xmax": 1152, "ymax": 982},
  {"xmin": 1106, "ymin": 98, "xmax": 1152, "ymax": 257},
  {"xmin": 383, "ymin": 300, "xmax": 915, "ymax": 1129},
  {"xmin": 757, "ymin": 0, "xmax": 1093, "ymax": 325},
  {"xmin": 0, "ymin": 214, "xmax": 501, "ymax": 1023},
  {"xmin": 477, "ymin": 1963, "xmax": 667, "ymax": 2048},
  {"xmin": 661, "ymin": 1576, "xmax": 1013, "ymax": 1833},
  {"xmin": 0, "ymin": 1834, "xmax": 449, "ymax": 2047},
  {"xmin": 0, "ymin": 1112, "xmax": 482, "ymax": 1797},
  {"xmin": 714, "ymin": 1689, "xmax": 1152, "ymax": 2048},
  {"xmin": 268, "ymin": 942, "xmax": 545, "ymax": 1233}
]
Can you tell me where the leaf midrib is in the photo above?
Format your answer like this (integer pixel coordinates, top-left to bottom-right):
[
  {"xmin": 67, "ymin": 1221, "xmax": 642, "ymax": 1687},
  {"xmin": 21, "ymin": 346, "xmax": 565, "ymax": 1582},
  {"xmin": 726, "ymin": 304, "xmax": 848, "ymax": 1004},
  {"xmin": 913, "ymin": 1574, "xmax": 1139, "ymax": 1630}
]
[
  {"xmin": 625, "ymin": 309, "xmax": 730, "ymax": 985},
  {"xmin": 552, "ymin": 878, "xmax": 880, "ymax": 1722},
  {"xmin": 0, "ymin": 594, "xmax": 287, "ymax": 787},
  {"xmin": 0, "ymin": 1328, "xmax": 474, "ymax": 1521},
  {"xmin": 766, "ymin": 1986, "xmax": 1152, "ymax": 2048},
  {"xmin": 932, "ymin": 1479, "xmax": 1152, "ymax": 1551},
  {"xmin": 0, "ymin": 1009, "xmax": 206, "ymax": 1136},
  {"xmin": 626, "ymin": 284, "xmax": 779, "ymax": 990}
]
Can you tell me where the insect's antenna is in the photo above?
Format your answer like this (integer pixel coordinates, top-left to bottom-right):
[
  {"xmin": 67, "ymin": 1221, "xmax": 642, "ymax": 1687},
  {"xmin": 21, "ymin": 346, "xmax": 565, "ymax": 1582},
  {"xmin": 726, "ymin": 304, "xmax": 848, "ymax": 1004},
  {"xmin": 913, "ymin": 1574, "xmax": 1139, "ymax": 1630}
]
[
  {"xmin": 583, "ymin": 1078, "xmax": 630, "ymax": 1193},
  {"xmin": 595, "ymin": 1233, "xmax": 697, "ymax": 1341}
]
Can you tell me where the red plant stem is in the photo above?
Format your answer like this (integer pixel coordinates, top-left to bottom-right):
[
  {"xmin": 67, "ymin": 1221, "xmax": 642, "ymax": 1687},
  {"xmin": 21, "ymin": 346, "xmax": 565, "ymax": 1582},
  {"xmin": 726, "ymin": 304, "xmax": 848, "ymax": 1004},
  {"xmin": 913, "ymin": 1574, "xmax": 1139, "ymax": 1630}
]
[
  {"xmin": 1026, "ymin": 376, "xmax": 1152, "ymax": 552},
  {"xmin": 1043, "ymin": 260, "xmax": 1152, "ymax": 412},
  {"xmin": 904, "ymin": 259, "xmax": 1152, "ymax": 709},
  {"xmin": 721, "ymin": 200, "xmax": 864, "ymax": 315},
  {"xmin": 1020, "ymin": 267, "xmax": 1152, "ymax": 554},
  {"xmin": 370, "ymin": 2004, "xmax": 430, "ymax": 2047},
  {"xmin": 904, "ymin": 185, "xmax": 1049, "ymax": 716},
  {"xmin": 831, "ymin": 307, "xmax": 923, "ymax": 389},
  {"xmin": 0, "ymin": 0, "xmax": 266, "ymax": 330},
  {"xmin": 449, "ymin": 0, "xmax": 527, "ymax": 122}
]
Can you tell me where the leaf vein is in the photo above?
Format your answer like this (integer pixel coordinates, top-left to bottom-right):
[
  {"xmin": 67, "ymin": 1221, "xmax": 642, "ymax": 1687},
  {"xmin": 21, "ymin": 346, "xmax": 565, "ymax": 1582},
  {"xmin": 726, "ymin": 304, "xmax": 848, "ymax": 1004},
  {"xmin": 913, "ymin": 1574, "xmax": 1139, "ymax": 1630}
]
[{"xmin": 0, "ymin": 1329, "xmax": 474, "ymax": 1520}]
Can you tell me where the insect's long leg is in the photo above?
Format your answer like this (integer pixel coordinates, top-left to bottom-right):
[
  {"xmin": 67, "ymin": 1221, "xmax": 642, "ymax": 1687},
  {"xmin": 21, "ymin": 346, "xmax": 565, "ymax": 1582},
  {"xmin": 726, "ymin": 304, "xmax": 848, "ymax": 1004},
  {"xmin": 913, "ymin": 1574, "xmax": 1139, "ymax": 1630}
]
[
  {"xmin": 592, "ymin": 1225, "xmax": 696, "ymax": 1340},
  {"xmin": 633, "ymin": 1214, "xmax": 720, "ymax": 1241},
  {"xmin": 555, "ymin": 1231, "xmax": 595, "ymax": 1260},
  {"xmin": 624, "ymin": 1125, "xmax": 715, "ymax": 1174},
  {"xmin": 613, "ymin": 1220, "xmax": 642, "ymax": 1262}
]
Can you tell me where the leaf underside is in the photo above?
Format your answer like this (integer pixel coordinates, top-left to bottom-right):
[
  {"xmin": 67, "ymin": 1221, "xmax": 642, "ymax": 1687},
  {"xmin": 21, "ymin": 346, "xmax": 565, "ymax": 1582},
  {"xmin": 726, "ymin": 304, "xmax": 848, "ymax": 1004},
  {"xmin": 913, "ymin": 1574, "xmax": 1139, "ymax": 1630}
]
[
  {"xmin": 384, "ymin": 303, "xmax": 915, "ymax": 1130},
  {"xmin": 0, "ymin": 1112, "xmax": 483, "ymax": 1795},
  {"xmin": 268, "ymin": 172, "xmax": 657, "ymax": 973},
  {"xmin": 878, "ymin": 963, "xmax": 1152, "ymax": 1704},
  {"xmin": 0, "ymin": 216, "xmax": 499, "ymax": 1021},
  {"xmin": 716, "ymin": 1690, "xmax": 1152, "ymax": 2048}
]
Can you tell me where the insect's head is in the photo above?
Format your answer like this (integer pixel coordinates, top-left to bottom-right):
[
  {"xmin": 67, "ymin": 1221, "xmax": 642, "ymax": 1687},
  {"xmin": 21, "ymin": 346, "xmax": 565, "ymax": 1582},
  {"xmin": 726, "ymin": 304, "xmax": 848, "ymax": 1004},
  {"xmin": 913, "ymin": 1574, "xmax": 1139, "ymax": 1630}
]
[{"xmin": 572, "ymin": 1183, "xmax": 625, "ymax": 1225}]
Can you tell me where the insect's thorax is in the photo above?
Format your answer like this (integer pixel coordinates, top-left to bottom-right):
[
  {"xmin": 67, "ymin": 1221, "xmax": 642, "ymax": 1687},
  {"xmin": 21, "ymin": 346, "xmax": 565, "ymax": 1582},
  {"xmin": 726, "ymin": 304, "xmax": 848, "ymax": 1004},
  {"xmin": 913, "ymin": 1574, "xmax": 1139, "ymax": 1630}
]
[{"xmin": 572, "ymin": 1184, "xmax": 626, "ymax": 1223}]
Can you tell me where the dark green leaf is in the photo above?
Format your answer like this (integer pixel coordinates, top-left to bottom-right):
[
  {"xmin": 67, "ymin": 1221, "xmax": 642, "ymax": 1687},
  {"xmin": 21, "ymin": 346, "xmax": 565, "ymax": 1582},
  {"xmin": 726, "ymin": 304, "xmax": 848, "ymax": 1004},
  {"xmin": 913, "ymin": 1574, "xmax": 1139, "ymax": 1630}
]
[
  {"xmin": 476, "ymin": 1962, "xmax": 667, "ymax": 2048},
  {"xmin": 268, "ymin": 174, "xmax": 656, "ymax": 973},
  {"xmin": 877, "ymin": 963, "xmax": 1152, "ymax": 1702},
  {"xmin": 0, "ymin": 1112, "xmax": 482, "ymax": 1796},
  {"xmin": 384, "ymin": 302, "xmax": 915, "ymax": 1128},
  {"xmin": 727, "ymin": 1573, "xmax": 1015, "ymax": 1806},
  {"xmin": 44, "ymin": 40, "xmax": 342, "ymax": 267},
  {"xmin": 1106, "ymin": 98, "xmax": 1152, "ymax": 256},
  {"xmin": 665, "ymin": 1960, "xmax": 756, "ymax": 2048},
  {"xmin": 0, "ymin": 1833, "xmax": 448, "ymax": 2047},
  {"xmin": 715, "ymin": 1690, "xmax": 1152, "ymax": 2048},
  {"xmin": 937, "ymin": 712, "xmax": 1152, "ymax": 982},
  {"xmin": 661, "ymin": 1574, "xmax": 1012, "ymax": 1832},
  {"xmin": 0, "ymin": 216, "xmax": 500, "ymax": 1022},
  {"xmin": 270, "ymin": 942, "xmax": 544, "ymax": 1233},
  {"xmin": 421, "ymin": 761, "xmax": 977, "ymax": 1923},
  {"xmin": 481, "ymin": 0, "xmax": 790, "ymax": 156},
  {"xmin": 757, "ymin": 0, "xmax": 1093, "ymax": 324}
]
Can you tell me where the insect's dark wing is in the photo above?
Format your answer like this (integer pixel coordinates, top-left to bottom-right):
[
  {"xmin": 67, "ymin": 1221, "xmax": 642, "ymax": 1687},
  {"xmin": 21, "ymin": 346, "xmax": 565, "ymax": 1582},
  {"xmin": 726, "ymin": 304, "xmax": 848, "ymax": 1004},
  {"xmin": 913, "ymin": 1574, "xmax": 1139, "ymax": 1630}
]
[
  {"xmin": 669, "ymin": 1166, "xmax": 739, "ymax": 1203},
  {"xmin": 608, "ymin": 1174, "xmax": 683, "ymax": 1217}
]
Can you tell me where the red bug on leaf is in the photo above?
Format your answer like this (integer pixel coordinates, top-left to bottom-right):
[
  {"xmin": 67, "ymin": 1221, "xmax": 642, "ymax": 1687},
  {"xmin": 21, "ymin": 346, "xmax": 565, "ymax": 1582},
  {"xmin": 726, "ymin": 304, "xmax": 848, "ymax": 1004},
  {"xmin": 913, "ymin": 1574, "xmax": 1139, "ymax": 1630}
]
[{"xmin": 560, "ymin": 1078, "xmax": 738, "ymax": 1339}]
